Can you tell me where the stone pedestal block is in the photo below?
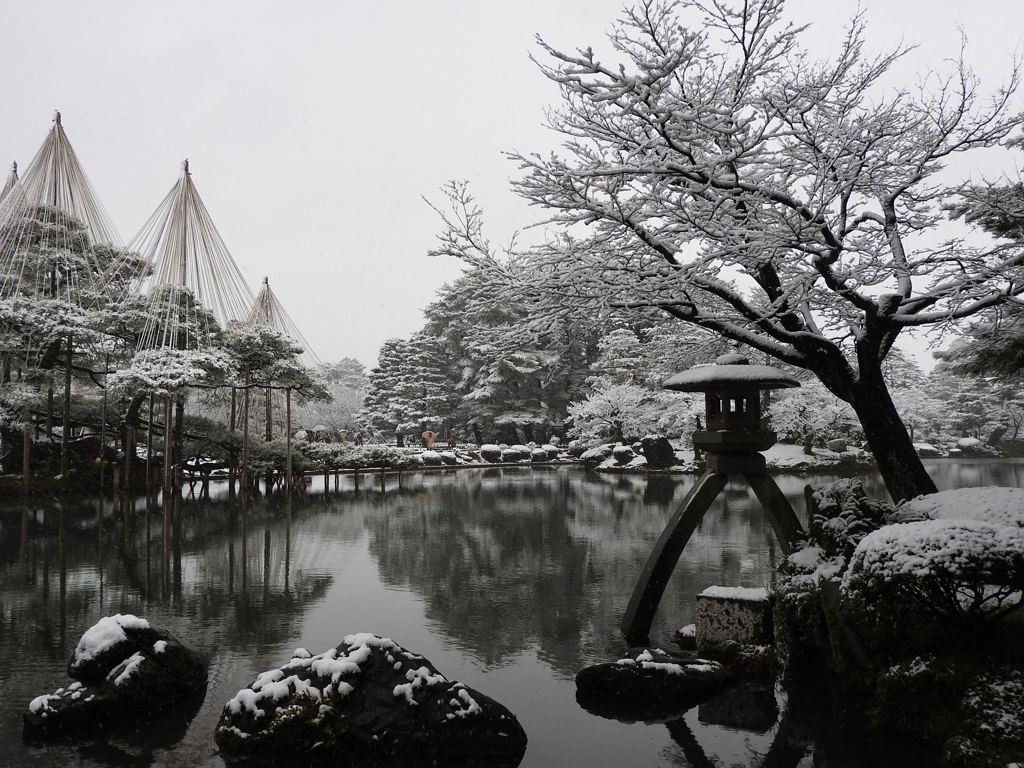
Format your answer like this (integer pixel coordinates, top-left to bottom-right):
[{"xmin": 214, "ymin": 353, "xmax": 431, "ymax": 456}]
[{"xmin": 696, "ymin": 586, "xmax": 772, "ymax": 651}]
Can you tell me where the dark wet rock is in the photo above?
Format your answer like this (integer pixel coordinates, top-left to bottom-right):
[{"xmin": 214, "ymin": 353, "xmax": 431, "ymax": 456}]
[
  {"xmin": 641, "ymin": 436, "xmax": 676, "ymax": 468},
  {"xmin": 215, "ymin": 633, "xmax": 527, "ymax": 766},
  {"xmin": 575, "ymin": 648, "xmax": 731, "ymax": 721},
  {"xmin": 826, "ymin": 438, "xmax": 848, "ymax": 453},
  {"xmin": 23, "ymin": 614, "xmax": 208, "ymax": 739}
]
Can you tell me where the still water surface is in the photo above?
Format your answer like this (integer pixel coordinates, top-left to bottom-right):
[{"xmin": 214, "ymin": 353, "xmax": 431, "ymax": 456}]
[{"xmin": 1, "ymin": 460, "xmax": 1022, "ymax": 767}]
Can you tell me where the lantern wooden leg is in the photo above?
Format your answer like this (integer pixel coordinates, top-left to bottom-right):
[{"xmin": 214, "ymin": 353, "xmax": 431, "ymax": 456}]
[
  {"xmin": 744, "ymin": 472, "xmax": 804, "ymax": 555},
  {"xmin": 620, "ymin": 471, "xmax": 728, "ymax": 646}
]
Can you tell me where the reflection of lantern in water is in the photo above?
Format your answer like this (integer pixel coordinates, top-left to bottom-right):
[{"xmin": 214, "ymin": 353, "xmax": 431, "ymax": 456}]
[{"xmin": 621, "ymin": 355, "xmax": 806, "ymax": 646}]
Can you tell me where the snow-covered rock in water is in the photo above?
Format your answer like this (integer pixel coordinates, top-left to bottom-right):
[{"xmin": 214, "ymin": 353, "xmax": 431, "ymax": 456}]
[
  {"xmin": 24, "ymin": 614, "xmax": 207, "ymax": 738},
  {"xmin": 575, "ymin": 648, "xmax": 730, "ymax": 721},
  {"xmin": 914, "ymin": 443, "xmax": 941, "ymax": 457},
  {"xmin": 530, "ymin": 448, "xmax": 549, "ymax": 462},
  {"xmin": 542, "ymin": 444, "xmax": 560, "ymax": 459},
  {"xmin": 640, "ymin": 436, "xmax": 675, "ymax": 468},
  {"xmin": 501, "ymin": 445, "xmax": 531, "ymax": 462},
  {"xmin": 215, "ymin": 634, "xmax": 527, "ymax": 764},
  {"xmin": 479, "ymin": 444, "xmax": 502, "ymax": 463},
  {"xmin": 896, "ymin": 487, "xmax": 1024, "ymax": 528},
  {"xmin": 825, "ymin": 438, "xmax": 848, "ymax": 453},
  {"xmin": 612, "ymin": 445, "xmax": 635, "ymax": 464},
  {"xmin": 438, "ymin": 451, "xmax": 459, "ymax": 465},
  {"xmin": 566, "ymin": 440, "xmax": 586, "ymax": 458},
  {"xmin": 579, "ymin": 444, "xmax": 614, "ymax": 464},
  {"xmin": 420, "ymin": 450, "xmax": 443, "ymax": 466},
  {"xmin": 956, "ymin": 437, "xmax": 982, "ymax": 449}
]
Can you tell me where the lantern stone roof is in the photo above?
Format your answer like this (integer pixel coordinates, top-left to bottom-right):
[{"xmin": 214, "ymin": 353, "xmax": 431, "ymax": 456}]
[{"xmin": 664, "ymin": 355, "xmax": 800, "ymax": 392}]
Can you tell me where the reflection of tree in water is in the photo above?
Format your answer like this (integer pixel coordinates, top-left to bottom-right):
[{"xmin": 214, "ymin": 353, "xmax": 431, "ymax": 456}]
[
  {"xmin": 369, "ymin": 470, "xmax": 592, "ymax": 671},
  {"xmin": 368, "ymin": 469, "xmax": 781, "ymax": 676},
  {"xmin": 0, "ymin": 494, "xmax": 341, "ymax": 759}
]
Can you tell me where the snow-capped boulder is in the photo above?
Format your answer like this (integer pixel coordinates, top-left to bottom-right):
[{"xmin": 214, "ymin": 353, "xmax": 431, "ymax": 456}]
[
  {"xmin": 479, "ymin": 444, "xmax": 502, "ymax": 463},
  {"xmin": 24, "ymin": 614, "xmax": 207, "ymax": 738},
  {"xmin": 566, "ymin": 440, "xmax": 586, "ymax": 458},
  {"xmin": 575, "ymin": 648, "xmax": 730, "ymax": 721},
  {"xmin": 530, "ymin": 448, "xmax": 549, "ymax": 462},
  {"xmin": 438, "ymin": 451, "xmax": 459, "ymax": 465},
  {"xmin": 640, "ymin": 436, "xmax": 676, "ymax": 468},
  {"xmin": 914, "ymin": 442, "xmax": 941, "ymax": 457},
  {"xmin": 825, "ymin": 439, "xmax": 848, "ymax": 453},
  {"xmin": 612, "ymin": 445, "xmax": 636, "ymax": 464},
  {"xmin": 215, "ymin": 634, "xmax": 527, "ymax": 765},
  {"xmin": 956, "ymin": 437, "xmax": 982, "ymax": 449},
  {"xmin": 542, "ymin": 444, "xmax": 560, "ymax": 459}
]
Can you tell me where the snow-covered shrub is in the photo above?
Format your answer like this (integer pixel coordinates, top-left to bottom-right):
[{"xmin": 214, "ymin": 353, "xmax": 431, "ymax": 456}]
[
  {"xmin": 341, "ymin": 445, "xmax": 418, "ymax": 470},
  {"xmin": 501, "ymin": 445, "xmax": 531, "ymax": 462},
  {"xmin": 479, "ymin": 444, "xmax": 502, "ymax": 463},
  {"xmin": 842, "ymin": 520, "xmax": 1024, "ymax": 628},
  {"xmin": 420, "ymin": 450, "xmax": 443, "ymax": 466},
  {"xmin": 579, "ymin": 444, "xmax": 614, "ymax": 463},
  {"xmin": 300, "ymin": 442, "xmax": 349, "ymax": 470},
  {"xmin": 897, "ymin": 487, "xmax": 1024, "ymax": 529},
  {"xmin": 300, "ymin": 443, "xmax": 416, "ymax": 470}
]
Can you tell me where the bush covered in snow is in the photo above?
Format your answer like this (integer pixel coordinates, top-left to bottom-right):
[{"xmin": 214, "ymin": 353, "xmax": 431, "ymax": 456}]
[
  {"xmin": 300, "ymin": 442, "xmax": 416, "ymax": 470},
  {"xmin": 842, "ymin": 519, "xmax": 1024, "ymax": 628},
  {"xmin": 479, "ymin": 444, "xmax": 502, "ymax": 463},
  {"xmin": 897, "ymin": 486, "xmax": 1024, "ymax": 529},
  {"xmin": 501, "ymin": 445, "xmax": 532, "ymax": 462}
]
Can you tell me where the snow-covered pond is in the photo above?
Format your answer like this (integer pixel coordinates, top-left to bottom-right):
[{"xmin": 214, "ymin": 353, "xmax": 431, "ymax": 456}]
[{"xmin": 1, "ymin": 460, "xmax": 1021, "ymax": 767}]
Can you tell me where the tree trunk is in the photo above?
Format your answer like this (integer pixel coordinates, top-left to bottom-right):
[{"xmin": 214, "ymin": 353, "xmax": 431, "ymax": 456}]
[
  {"xmin": 60, "ymin": 336, "xmax": 72, "ymax": 477},
  {"xmin": 848, "ymin": 374, "xmax": 936, "ymax": 503}
]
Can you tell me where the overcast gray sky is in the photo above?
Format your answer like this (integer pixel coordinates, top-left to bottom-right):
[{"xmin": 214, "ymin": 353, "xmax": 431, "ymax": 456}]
[{"xmin": 1, "ymin": 1, "xmax": 1021, "ymax": 368}]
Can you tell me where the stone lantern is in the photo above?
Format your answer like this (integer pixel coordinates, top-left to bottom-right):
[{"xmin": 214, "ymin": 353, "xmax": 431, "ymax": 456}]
[
  {"xmin": 664, "ymin": 353, "xmax": 799, "ymax": 473},
  {"xmin": 620, "ymin": 354, "xmax": 806, "ymax": 646}
]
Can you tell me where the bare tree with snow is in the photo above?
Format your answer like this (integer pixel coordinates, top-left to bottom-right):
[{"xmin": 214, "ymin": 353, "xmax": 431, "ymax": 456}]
[{"xmin": 432, "ymin": 0, "xmax": 1024, "ymax": 501}]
